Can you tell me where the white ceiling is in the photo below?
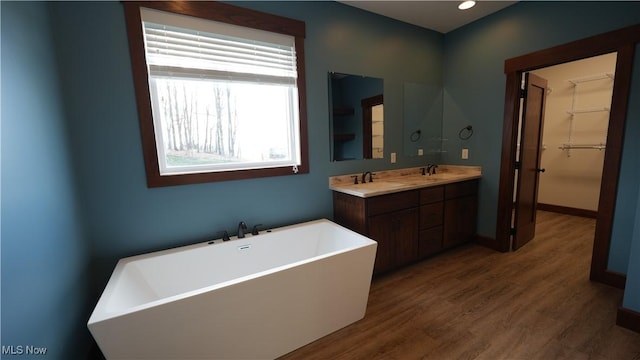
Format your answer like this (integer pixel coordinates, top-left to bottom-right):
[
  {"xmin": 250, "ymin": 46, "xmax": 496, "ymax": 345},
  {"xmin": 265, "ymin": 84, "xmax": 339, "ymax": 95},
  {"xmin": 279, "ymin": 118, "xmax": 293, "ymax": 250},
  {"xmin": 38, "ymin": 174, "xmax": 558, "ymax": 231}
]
[{"xmin": 338, "ymin": 1, "xmax": 518, "ymax": 33}]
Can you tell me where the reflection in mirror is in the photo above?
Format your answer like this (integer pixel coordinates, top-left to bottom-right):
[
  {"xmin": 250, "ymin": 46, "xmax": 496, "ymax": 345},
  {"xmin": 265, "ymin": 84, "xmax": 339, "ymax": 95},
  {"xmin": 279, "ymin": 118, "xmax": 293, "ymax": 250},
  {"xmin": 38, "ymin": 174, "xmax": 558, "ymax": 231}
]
[
  {"xmin": 329, "ymin": 72, "xmax": 384, "ymax": 161},
  {"xmin": 403, "ymin": 82, "xmax": 444, "ymax": 158}
]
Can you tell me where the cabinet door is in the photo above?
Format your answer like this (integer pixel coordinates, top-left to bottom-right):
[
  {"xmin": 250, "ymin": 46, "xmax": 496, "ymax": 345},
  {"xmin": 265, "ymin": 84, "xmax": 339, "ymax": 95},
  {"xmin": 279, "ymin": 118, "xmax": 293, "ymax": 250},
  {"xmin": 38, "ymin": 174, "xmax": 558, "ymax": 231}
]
[
  {"xmin": 443, "ymin": 195, "xmax": 477, "ymax": 249},
  {"xmin": 369, "ymin": 213, "xmax": 395, "ymax": 273},
  {"xmin": 420, "ymin": 202, "xmax": 443, "ymax": 229},
  {"xmin": 419, "ymin": 225, "xmax": 443, "ymax": 258},
  {"xmin": 394, "ymin": 208, "xmax": 420, "ymax": 266},
  {"xmin": 369, "ymin": 208, "xmax": 419, "ymax": 274}
]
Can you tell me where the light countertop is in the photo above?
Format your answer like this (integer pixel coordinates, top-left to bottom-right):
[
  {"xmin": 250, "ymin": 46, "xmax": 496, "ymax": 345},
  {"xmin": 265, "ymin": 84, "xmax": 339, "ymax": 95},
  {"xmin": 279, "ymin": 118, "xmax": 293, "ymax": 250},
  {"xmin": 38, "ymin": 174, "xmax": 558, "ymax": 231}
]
[{"xmin": 329, "ymin": 165, "xmax": 482, "ymax": 198}]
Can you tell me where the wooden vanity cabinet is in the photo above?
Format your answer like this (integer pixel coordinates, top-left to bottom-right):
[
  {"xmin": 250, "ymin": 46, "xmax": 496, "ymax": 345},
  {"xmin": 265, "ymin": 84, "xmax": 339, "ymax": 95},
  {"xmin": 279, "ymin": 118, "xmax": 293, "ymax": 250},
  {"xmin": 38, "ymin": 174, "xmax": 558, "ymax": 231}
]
[
  {"xmin": 332, "ymin": 179, "xmax": 478, "ymax": 274},
  {"xmin": 418, "ymin": 186, "xmax": 444, "ymax": 259},
  {"xmin": 369, "ymin": 208, "xmax": 418, "ymax": 273},
  {"xmin": 443, "ymin": 180, "xmax": 479, "ymax": 248},
  {"xmin": 333, "ymin": 190, "xmax": 419, "ymax": 274}
]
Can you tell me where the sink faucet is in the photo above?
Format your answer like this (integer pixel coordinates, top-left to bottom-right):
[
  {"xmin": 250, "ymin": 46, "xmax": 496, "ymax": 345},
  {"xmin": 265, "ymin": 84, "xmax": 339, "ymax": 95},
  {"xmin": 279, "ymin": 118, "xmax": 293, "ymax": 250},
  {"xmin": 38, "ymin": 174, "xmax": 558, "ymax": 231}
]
[
  {"xmin": 426, "ymin": 164, "xmax": 438, "ymax": 176},
  {"xmin": 362, "ymin": 171, "xmax": 375, "ymax": 183},
  {"xmin": 237, "ymin": 221, "xmax": 248, "ymax": 238}
]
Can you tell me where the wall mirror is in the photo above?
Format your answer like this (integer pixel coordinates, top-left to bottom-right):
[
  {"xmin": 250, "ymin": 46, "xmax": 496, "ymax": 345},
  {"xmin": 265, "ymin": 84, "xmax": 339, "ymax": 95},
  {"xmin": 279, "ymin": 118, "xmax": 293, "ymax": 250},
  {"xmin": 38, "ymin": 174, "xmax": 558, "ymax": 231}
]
[
  {"xmin": 329, "ymin": 72, "xmax": 384, "ymax": 161},
  {"xmin": 403, "ymin": 82, "xmax": 444, "ymax": 158}
]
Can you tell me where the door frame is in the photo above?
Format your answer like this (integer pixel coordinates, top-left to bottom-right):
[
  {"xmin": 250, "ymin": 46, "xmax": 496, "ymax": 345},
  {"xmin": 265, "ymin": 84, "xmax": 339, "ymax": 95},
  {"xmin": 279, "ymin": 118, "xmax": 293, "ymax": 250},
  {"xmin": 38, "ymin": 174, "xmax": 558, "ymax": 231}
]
[
  {"xmin": 361, "ymin": 94, "xmax": 383, "ymax": 159},
  {"xmin": 495, "ymin": 24, "xmax": 640, "ymax": 288}
]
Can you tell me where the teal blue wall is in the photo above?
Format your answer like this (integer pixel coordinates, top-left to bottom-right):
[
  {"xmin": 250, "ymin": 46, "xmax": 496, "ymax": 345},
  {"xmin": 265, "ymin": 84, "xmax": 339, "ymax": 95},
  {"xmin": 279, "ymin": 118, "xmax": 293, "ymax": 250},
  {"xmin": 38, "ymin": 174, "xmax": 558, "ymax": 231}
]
[
  {"xmin": 622, "ymin": 43, "xmax": 640, "ymax": 313},
  {"xmin": 610, "ymin": 43, "xmax": 640, "ymax": 274},
  {"xmin": 623, "ymin": 177, "xmax": 640, "ymax": 311},
  {"xmin": 1, "ymin": 2, "xmax": 92, "ymax": 358},
  {"xmin": 441, "ymin": 2, "xmax": 640, "ymax": 276},
  {"xmin": 48, "ymin": 0, "xmax": 441, "ymax": 267},
  {"xmin": 2, "ymin": 1, "xmax": 640, "ymax": 357}
]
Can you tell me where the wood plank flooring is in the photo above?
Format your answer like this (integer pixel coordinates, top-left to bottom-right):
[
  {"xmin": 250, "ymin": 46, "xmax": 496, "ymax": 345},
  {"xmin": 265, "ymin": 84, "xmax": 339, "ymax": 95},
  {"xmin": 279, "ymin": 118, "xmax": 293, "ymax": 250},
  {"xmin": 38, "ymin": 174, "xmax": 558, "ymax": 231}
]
[{"xmin": 280, "ymin": 211, "xmax": 640, "ymax": 360}]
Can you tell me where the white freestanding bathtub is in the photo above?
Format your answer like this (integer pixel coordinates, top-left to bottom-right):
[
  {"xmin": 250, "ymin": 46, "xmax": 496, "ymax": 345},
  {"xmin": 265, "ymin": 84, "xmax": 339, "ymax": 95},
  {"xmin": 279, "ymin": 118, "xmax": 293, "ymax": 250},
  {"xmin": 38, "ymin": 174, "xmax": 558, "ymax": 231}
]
[{"xmin": 88, "ymin": 219, "xmax": 377, "ymax": 359}]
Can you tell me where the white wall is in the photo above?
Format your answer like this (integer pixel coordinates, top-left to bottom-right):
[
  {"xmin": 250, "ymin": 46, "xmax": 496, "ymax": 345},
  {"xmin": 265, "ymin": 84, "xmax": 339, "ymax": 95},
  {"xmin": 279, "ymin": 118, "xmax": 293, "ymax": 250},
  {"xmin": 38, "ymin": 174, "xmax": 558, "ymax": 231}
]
[{"xmin": 533, "ymin": 53, "xmax": 617, "ymax": 211}]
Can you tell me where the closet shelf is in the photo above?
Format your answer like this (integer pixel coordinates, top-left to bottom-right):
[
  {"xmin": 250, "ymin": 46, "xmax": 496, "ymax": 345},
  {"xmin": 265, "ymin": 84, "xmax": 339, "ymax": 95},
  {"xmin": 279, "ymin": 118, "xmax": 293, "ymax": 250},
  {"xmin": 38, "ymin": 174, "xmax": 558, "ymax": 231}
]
[
  {"xmin": 333, "ymin": 107, "xmax": 354, "ymax": 116},
  {"xmin": 562, "ymin": 72, "xmax": 613, "ymax": 158},
  {"xmin": 334, "ymin": 133, "xmax": 355, "ymax": 141},
  {"xmin": 566, "ymin": 106, "xmax": 610, "ymax": 115}
]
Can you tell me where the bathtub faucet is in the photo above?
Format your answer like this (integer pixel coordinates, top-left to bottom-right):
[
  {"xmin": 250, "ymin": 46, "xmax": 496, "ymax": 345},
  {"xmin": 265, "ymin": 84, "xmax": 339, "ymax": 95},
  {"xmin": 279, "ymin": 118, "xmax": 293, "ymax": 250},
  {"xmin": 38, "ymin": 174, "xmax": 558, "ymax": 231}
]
[{"xmin": 237, "ymin": 221, "xmax": 248, "ymax": 238}]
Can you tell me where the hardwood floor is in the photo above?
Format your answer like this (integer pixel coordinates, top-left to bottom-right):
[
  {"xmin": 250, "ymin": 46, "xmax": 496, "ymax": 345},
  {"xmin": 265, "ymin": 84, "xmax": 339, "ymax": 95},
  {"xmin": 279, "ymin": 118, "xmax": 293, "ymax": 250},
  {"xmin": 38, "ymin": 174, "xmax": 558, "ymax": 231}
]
[{"xmin": 280, "ymin": 211, "xmax": 640, "ymax": 360}]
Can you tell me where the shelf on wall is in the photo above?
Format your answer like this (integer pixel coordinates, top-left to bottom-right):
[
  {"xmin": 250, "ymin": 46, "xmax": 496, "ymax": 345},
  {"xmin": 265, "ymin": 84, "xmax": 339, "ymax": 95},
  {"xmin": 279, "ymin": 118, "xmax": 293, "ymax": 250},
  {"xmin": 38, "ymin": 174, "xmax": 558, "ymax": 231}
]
[
  {"xmin": 563, "ymin": 72, "xmax": 613, "ymax": 157},
  {"xmin": 334, "ymin": 133, "xmax": 355, "ymax": 141},
  {"xmin": 566, "ymin": 106, "xmax": 610, "ymax": 115},
  {"xmin": 333, "ymin": 107, "xmax": 354, "ymax": 116}
]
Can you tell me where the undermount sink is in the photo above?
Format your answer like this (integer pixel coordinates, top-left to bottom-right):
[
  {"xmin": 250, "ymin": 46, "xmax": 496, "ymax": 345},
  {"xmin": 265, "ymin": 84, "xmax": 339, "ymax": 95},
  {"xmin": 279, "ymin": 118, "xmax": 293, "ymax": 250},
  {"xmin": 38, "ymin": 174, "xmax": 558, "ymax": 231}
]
[
  {"xmin": 350, "ymin": 181, "xmax": 406, "ymax": 190},
  {"xmin": 430, "ymin": 172, "xmax": 460, "ymax": 179},
  {"xmin": 400, "ymin": 173, "xmax": 460, "ymax": 182}
]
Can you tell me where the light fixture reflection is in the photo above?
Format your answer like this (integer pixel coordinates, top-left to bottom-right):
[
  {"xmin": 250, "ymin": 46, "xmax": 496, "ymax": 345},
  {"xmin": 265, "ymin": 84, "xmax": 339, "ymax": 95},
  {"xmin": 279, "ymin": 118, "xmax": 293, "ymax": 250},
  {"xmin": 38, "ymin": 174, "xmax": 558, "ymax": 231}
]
[{"xmin": 458, "ymin": 0, "xmax": 476, "ymax": 10}]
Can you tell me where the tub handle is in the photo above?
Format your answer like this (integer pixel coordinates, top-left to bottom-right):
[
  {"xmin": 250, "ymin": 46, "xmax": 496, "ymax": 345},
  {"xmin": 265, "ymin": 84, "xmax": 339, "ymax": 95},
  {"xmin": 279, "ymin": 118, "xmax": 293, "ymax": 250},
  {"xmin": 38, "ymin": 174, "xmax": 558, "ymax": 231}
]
[
  {"xmin": 251, "ymin": 224, "xmax": 263, "ymax": 235},
  {"xmin": 237, "ymin": 244, "xmax": 252, "ymax": 251},
  {"xmin": 208, "ymin": 231, "xmax": 230, "ymax": 244}
]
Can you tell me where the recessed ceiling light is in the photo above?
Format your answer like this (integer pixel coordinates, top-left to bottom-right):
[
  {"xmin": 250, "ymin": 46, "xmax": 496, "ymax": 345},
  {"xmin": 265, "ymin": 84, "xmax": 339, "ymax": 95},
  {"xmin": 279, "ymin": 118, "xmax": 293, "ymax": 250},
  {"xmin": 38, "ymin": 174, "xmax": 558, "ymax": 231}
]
[{"xmin": 458, "ymin": 0, "xmax": 476, "ymax": 10}]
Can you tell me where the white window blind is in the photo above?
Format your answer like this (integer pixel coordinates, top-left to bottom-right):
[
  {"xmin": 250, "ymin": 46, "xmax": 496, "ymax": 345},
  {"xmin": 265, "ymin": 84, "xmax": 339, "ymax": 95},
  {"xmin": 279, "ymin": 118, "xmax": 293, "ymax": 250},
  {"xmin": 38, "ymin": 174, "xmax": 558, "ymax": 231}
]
[
  {"xmin": 140, "ymin": 8, "xmax": 298, "ymax": 85},
  {"xmin": 138, "ymin": 7, "xmax": 302, "ymax": 176}
]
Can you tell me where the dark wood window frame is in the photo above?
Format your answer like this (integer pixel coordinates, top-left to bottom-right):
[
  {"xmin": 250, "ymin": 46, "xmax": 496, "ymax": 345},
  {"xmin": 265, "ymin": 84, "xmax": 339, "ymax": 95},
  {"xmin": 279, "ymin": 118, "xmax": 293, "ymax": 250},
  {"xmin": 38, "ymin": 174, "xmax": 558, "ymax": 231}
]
[
  {"xmin": 123, "ymin": 1, "xmax": 308, "ymax": 187},
  {"xmin": 494, "ymin": 24, "xmax": 640, "ymax": 289}
]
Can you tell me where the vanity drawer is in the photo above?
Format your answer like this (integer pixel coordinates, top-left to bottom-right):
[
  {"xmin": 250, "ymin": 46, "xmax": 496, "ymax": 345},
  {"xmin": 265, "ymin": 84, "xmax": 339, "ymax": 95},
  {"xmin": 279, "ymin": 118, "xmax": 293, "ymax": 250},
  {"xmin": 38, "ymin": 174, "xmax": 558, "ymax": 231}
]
[
  {"xmin": 420, "ymin": 185, "xmax": 444, "ymax": 204},
  {"xmin": 445, "ymin": 180, "xmax": 478, "ymax": 199},
  {"xmin": 420, "ymin": 202, "xmax": 444, "ymax": 229},
  {"xmin": 368, "ymin": 190, "xmax": 419, "ymax": 216}
]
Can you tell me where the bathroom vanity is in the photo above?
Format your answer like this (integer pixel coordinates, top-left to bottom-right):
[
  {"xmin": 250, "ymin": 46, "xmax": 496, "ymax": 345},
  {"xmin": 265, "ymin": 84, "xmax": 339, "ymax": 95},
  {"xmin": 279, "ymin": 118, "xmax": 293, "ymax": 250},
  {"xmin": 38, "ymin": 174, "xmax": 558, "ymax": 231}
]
[{"xmin": 330, "ymin": 166, "xmax": 480, "ymax": 274}]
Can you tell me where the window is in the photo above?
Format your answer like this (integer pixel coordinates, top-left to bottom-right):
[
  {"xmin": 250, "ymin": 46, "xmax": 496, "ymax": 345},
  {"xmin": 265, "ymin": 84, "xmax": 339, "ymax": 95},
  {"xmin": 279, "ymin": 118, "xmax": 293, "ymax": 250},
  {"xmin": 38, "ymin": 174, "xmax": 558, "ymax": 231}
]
[{"xmin": 124, "ymin": 2, "xmax": 308, "ymax": 187}]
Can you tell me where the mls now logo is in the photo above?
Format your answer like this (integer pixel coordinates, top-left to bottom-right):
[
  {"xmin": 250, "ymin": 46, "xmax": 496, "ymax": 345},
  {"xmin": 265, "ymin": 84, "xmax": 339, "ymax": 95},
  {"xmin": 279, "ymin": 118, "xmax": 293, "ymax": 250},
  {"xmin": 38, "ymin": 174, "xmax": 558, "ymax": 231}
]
[{"xmin": 2, "ymin": 345, "xmax": 48, "ymax": 355}]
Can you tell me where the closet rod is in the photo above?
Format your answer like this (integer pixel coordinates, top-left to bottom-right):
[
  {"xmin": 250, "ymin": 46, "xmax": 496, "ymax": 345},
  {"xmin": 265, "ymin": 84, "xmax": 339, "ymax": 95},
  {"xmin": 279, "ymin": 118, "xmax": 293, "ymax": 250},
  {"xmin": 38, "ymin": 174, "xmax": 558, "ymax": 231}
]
[
  {"xmin": 558, "ymin": 143, "xmax": 606, "ymax": 150},
  {"xmin": 567, "ymin": 73, "xmax": 614, "ymax": 85}
]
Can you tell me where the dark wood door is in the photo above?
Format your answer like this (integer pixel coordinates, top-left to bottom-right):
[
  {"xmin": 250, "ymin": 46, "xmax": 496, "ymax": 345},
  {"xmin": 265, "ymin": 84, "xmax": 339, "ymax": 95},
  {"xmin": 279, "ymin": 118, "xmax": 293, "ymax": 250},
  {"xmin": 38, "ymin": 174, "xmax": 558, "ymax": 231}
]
[{"xmin": 513, "ymin": 72, "xmax": 548, "ymax": 250}]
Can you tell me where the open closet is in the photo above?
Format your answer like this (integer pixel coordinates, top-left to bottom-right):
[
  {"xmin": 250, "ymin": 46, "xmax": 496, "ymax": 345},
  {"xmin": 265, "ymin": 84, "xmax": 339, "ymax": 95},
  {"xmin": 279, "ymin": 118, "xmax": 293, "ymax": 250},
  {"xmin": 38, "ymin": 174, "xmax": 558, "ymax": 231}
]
[{"xmin": 533, "ymin": 53, "xmax": 616, "ymax": 218}]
